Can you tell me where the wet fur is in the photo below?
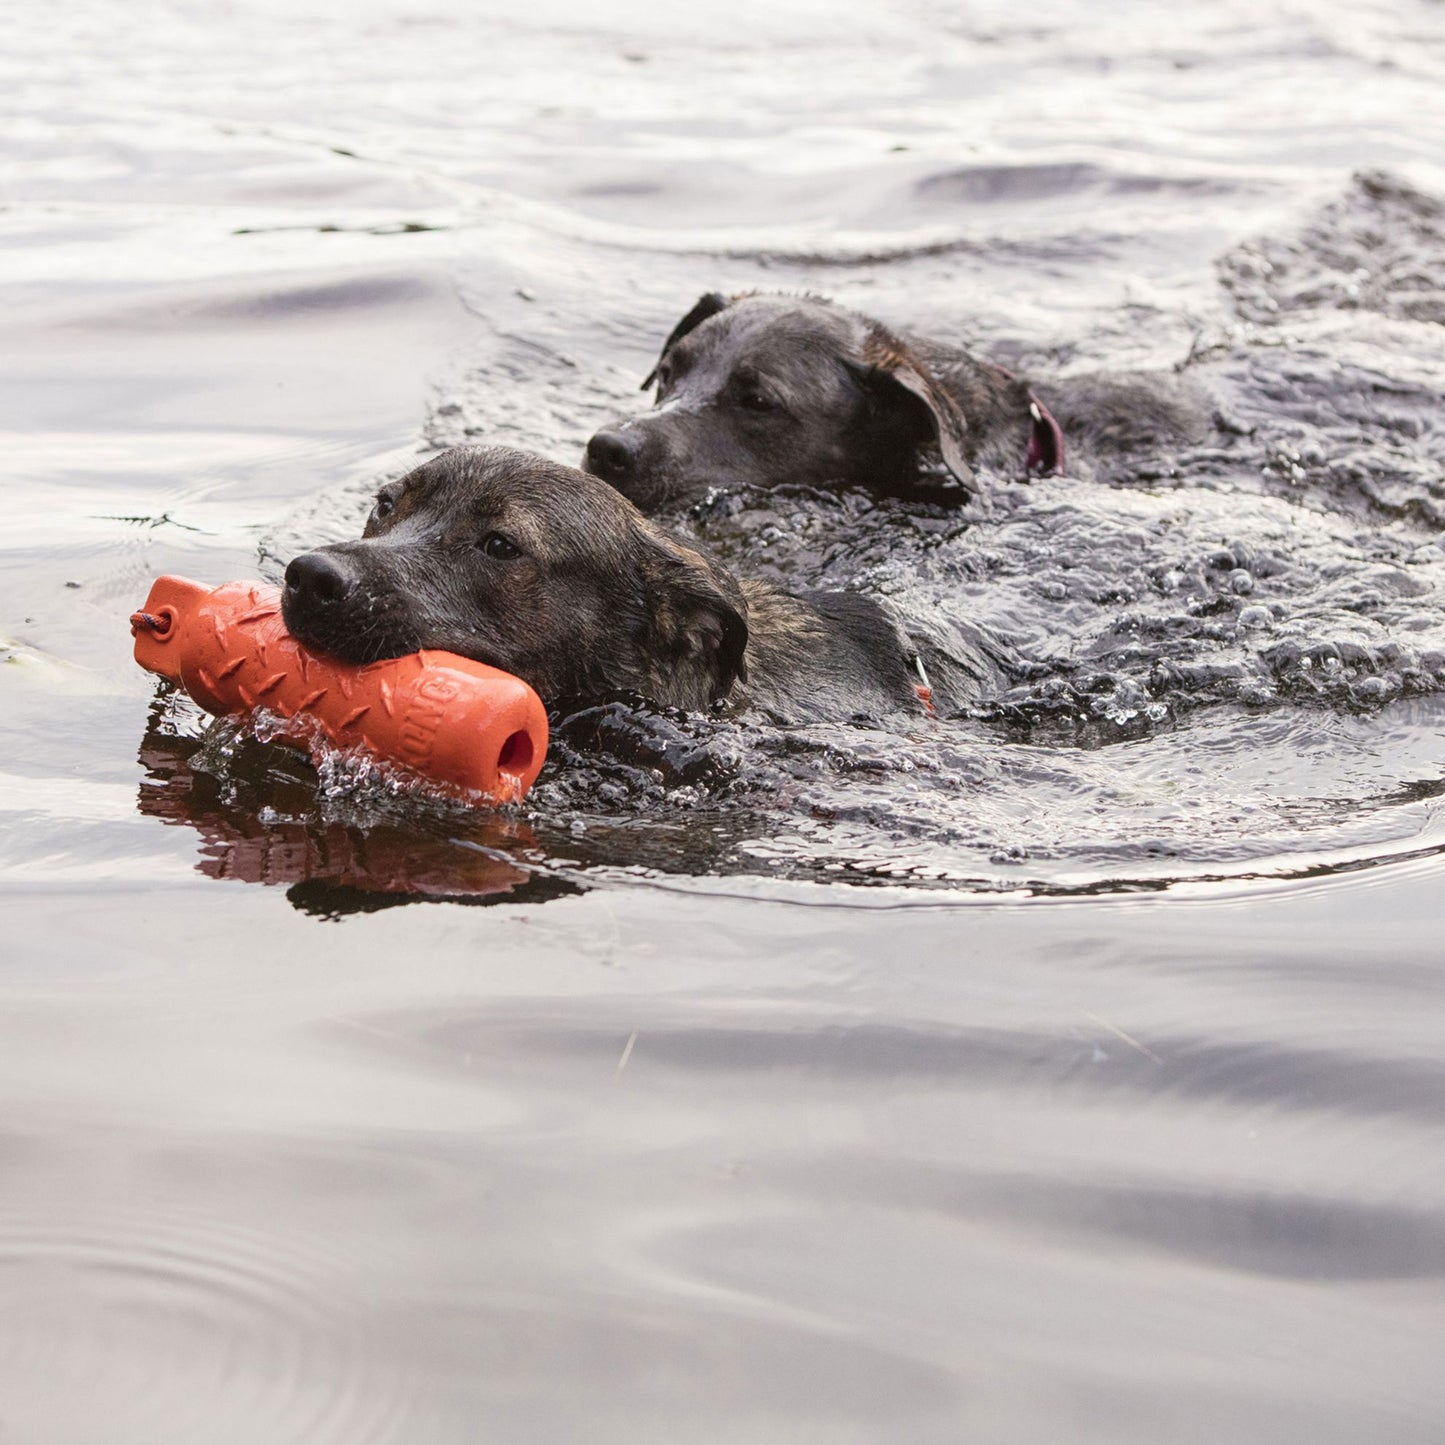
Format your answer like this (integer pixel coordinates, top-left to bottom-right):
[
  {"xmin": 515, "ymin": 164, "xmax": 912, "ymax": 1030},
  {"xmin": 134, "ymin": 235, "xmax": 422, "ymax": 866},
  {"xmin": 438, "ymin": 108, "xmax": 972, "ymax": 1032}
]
[
  {"xmin": 583, "ymin": 290, "xmax": 1207, "ymax": 510},
  {"xmin": 280, "ymin": 446, "xmax": 925, "ymax": 725}
]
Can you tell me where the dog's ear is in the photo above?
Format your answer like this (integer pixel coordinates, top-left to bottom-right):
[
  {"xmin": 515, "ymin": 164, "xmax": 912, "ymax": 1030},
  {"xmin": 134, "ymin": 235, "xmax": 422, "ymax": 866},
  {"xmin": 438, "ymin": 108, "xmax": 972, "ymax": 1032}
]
[
  {"xmin": 644, "ymin": 538, "xmax": 750, "ymax": 707},
  {"xmin": 641, "ymin": 292, "xmax": 731, "ymax": 390},
  {"xmin": 846, "ymin": 342, "xmax": 975, "ymax": 492}
]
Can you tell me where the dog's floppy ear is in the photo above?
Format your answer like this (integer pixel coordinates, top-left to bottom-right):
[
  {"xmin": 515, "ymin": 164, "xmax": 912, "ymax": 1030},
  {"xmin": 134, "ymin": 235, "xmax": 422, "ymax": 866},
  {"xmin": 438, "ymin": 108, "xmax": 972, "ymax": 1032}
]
[
  {"xmin": 643, "ymin": 536, "xmax": 750, "ymax": 707},
  {"xmin": 641, "ymin": 292, "xmax": 730, "ymax": 390},
  {"xmin": 847, "ymin": 339, "xmax": 975, "ymax": 492}
]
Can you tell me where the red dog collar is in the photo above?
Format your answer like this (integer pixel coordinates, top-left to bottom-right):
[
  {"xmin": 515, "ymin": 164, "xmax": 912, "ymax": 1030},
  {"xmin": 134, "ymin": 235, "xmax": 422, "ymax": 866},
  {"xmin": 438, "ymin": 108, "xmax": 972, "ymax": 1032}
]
[
  {"xmin": 1025, "ymin": 393, "xmax": 1064, "ymax": 476},
  {"xmin": 986, "ymin": 362, "xmax": 1065, "ymax": 477},
  {"xmin": 913, "ymin": 655, "xmax": 937, "ymax": 717}
]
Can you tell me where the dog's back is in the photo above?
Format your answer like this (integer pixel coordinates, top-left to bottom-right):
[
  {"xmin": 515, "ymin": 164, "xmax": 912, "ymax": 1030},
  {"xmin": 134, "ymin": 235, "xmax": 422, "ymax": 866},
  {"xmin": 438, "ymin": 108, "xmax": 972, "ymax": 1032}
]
[
  {"xmin": 1029, "ymin": 370, "xmax": 1210, "ymax": 478},
  {"xmin": 737, "ymin": 583, "xmax": 925, "ymax": 724}
]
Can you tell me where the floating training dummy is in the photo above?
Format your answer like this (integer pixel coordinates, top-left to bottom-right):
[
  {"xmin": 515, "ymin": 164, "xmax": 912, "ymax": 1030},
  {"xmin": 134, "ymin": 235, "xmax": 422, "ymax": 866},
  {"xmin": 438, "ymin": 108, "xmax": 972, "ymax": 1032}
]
[{"xmin": 131, "ymin": 576, "xmax": 547, "ymax": 804}]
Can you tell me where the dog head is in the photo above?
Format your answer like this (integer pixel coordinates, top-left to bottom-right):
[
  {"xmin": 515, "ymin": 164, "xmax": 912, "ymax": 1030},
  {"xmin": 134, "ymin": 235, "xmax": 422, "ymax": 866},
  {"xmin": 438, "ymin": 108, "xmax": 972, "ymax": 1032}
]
[
  {"xmin": 281, "ymin": 446, "xmax": 749, "ymax": 711},
  {"xmin": 582, "ymin": 291, "xmax": 975, "ymax": 510}
]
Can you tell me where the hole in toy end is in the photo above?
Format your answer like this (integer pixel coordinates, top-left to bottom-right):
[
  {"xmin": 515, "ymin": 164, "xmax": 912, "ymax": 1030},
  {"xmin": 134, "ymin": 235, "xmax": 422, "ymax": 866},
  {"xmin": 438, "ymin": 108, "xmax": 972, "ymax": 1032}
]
[{"xmin": 496, "ymin": 730, "xmax": 534, "ymax": 781}]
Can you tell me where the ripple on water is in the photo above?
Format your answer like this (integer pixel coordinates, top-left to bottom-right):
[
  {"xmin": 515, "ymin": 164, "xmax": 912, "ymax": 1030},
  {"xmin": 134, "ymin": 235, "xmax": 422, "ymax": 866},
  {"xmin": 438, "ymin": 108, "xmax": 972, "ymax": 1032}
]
[
  {"xmin": 0, "ymin": 1211, "xmax": 414, "ymax": 1444},
  {"xmin": 1220, "ymin": 170, "xmax": 1445, "ymax": 328}
]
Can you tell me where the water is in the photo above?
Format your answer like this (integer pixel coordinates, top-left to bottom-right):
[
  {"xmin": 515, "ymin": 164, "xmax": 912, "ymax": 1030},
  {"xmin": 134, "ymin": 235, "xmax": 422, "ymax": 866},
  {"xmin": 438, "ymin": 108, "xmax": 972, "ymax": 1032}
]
[{"xmin": 4, "ymin": 0, "xmax": 1445, "ymax": 1439}]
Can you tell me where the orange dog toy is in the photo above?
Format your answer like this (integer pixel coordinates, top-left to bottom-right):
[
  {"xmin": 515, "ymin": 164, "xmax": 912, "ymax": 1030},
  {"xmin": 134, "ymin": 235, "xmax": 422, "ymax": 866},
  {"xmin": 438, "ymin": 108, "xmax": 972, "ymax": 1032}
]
[{"xmin": 131, "ymin": 576, "xmax": 547, "ymax": 804}]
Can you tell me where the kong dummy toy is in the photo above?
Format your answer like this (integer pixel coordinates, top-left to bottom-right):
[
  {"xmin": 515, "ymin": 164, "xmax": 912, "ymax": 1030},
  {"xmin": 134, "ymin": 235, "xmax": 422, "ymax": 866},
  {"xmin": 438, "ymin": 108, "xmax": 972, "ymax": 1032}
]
[{"xmin": 131, "ymin": 576, "xmax": 547, "ymax": 804}]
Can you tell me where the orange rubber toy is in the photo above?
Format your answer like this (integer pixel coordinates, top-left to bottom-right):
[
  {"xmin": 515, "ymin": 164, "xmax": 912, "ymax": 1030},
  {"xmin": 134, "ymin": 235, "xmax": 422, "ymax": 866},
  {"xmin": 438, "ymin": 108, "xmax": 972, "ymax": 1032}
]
[{"xmin": 131, "ymin": 576, "xmax": 547, "ymax": 804}]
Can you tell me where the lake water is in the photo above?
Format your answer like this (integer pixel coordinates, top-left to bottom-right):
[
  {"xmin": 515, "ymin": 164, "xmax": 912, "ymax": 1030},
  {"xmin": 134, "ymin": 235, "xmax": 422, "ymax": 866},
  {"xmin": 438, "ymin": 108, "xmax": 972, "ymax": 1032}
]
[{"xmin": 4, "ymin": 1, "xmax": 1445, "ymax": 1439}]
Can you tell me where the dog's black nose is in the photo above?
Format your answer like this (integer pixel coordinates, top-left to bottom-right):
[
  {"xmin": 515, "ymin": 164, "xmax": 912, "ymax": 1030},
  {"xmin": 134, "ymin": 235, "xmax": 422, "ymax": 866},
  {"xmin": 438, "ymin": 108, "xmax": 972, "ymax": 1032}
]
[
  {"xmin": 284, "ymin": 551, "xmax": 354, "ymax": 607},
  {"xmin": 585, "ymin": 429, "xmax": 641, "ymax": 482}
]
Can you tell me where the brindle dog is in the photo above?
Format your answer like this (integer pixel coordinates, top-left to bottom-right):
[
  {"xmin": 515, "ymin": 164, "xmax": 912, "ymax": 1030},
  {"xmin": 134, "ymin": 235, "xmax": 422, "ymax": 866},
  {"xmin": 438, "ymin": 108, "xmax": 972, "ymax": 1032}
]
[
  {"xmin": 280, "ymin": 446, "xmax": 932, "ymax": 724},
  {"xmin": 583, "ymin": 291, "xmax": 1206, "ymax": 510}
]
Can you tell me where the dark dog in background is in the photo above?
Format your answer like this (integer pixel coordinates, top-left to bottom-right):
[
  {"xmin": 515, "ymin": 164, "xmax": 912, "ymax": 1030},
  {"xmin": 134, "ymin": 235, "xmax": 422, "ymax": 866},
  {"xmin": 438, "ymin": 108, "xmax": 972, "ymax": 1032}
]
[
  {"xmin": 280, "ymin": 446, "xmax": 937, "ymax": 725},
  {"xmin": 583, "ymin": 291, "xmax": 1207, "ymax": 510}
]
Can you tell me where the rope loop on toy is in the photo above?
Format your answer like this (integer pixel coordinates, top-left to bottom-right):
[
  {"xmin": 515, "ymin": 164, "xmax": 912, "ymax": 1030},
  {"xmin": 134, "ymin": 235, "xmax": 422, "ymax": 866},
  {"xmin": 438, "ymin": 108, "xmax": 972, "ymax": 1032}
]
[{"xmin": 129, "ymin": 609, "xmax": 172, "ymax": 637}]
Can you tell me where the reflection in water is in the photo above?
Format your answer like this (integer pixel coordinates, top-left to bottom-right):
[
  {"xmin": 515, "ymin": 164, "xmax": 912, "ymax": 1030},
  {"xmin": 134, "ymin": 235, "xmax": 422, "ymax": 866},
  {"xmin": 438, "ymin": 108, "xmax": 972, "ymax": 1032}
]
[
  {"xmin": 135, "ymin": 699, "xmax": 577, "ymax": 916},
  {"xmin": 135, "ymin": 682, "xmax": 1445, "ymax": 906}
]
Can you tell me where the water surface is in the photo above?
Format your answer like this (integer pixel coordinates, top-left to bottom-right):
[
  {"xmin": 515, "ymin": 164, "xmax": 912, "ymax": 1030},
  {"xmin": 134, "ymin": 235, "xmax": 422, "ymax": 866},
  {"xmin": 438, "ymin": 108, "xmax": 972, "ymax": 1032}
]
[{"xmin": 3, "ymin": 1, "xmax": 1445, "ymax": 1439}]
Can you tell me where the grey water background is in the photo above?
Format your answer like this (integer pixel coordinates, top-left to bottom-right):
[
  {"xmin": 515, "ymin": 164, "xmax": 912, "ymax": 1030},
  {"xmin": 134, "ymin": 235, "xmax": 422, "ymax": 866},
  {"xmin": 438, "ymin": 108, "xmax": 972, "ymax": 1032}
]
[{"xmin": 4, "ymin": 0, "xmax": 1445, "ymax": 1439}]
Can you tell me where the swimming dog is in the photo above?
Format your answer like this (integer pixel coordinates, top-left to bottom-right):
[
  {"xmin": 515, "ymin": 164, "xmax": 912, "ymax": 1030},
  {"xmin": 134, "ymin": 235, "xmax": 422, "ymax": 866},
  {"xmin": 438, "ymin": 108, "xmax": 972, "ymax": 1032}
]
[
  {"xmin": 583, "ymin": 290, "xmax": 1205, "ymax": 510},
  {"xmin": 281, "ymin": 446, "xmax": 937, "ymax": 724}
]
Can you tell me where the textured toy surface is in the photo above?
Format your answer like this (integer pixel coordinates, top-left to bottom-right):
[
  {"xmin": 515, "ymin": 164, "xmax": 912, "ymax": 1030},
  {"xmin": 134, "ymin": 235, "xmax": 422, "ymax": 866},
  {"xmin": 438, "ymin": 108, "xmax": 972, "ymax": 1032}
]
[{"xmin": 131, "ymin": 576, "xmax": 548, "ymax": 804}]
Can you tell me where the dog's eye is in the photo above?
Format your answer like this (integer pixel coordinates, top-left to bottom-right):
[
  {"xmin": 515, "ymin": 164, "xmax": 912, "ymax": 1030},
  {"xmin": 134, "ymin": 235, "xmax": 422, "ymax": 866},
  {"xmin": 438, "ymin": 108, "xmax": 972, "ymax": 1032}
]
[
  {"xmin": 372, "ymin": 495, "xmax": 395, "ymax": 521},
  {"xmin": 740, "ymin": 390, "xmax": 780, "ymax": 414},
  {"xmin": 479, "ymin": 532, "xmax": 521, "ymax": 560}
]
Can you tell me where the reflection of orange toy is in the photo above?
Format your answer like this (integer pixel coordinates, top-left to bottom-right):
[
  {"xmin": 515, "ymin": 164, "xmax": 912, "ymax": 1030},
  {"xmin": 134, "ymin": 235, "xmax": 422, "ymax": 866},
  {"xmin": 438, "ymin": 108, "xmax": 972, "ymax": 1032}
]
[
  {"xmin": 131, "ymin": 576, "xmax": 547, "ymax": 804},
  {"xmin": 136, "ymin": 725, "xmax": 565, "ymax": 910}
]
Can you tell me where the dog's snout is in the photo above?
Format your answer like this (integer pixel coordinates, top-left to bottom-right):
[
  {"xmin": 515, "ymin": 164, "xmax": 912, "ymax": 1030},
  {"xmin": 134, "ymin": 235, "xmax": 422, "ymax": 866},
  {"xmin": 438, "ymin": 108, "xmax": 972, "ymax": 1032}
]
[
  {"xmin": 584, "ymin": 429, "xmax": 641, "ymax": 482},
  {"xmin": 284, "ymin": 550, "xmax": 354, "ymax": 607}
]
